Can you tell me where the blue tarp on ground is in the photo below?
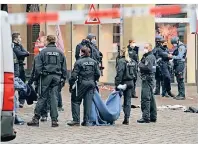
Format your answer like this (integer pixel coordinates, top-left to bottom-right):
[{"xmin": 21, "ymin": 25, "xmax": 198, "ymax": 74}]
[{"xmin": 90, "ymin": 90, "xmax": 122, "ymax": 126}]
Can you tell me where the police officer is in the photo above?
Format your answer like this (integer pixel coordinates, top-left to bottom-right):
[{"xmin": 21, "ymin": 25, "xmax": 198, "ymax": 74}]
[
  {"xmin": 127, "ymin": 40, "xmax": 139, "ymax": 62},
  {"xmin": 12, "ymin": 32, "xmax": 30, "ymax": 108},
  {"xmin": 137, "ymin": 43, "xmax": 157, "ymax": 123},
  {"xmin": 75, "ymin": 39, "xmax": 87, "ymax": 60},
  {"xmin": 92, "ymin": 36, "xmax": 104, "ymax": 76},
  {"xmin": 115, "ymin": 47, "xmax": 136, "ymax": 125},
  {"xmin": 158, "ymin": 39, "xmax": 175, "ymax": 97},
  {"xmin": 169, "ymin": 37, "xmax": 187, "ymax": 100},
  {"xmin": 27, "ymin": 35, "xmax": 67, "ymax": 127},
  {"xmin": 28, "ymin": 48, "xmax": 49, "ymax": 122},
  {"xmin": 67, "ymin": 46, "xmax": 100, "ymax": 126},
  {"xmin": 75, "ymin": 34, "xmax": 100, "ymax": 64},
  {"xmin": 153, "ymin": 36, "xmax": 164, "ymax": 95},
  {"xmin": 127, "ymin": 40, "xmax": 139, "ymax": 98}
]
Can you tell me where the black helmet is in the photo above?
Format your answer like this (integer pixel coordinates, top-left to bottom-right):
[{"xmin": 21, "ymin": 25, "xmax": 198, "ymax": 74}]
[
  {"xmin": 86, "ymin": 33, "xmax": 95, "ymax": 41},
  {"xmin": 171, "ymin": 36, "xmax": 179, "ymax": 44},
  {"xmin": 155, "ymin": 35, "xmax": 163, "ymax": 42}
]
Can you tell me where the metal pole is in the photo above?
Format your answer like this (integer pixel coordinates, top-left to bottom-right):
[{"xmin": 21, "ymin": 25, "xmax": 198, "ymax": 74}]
[
  {"xmin": 45, "ymin": 4, "xmax": 47, "ymax": 35},
  {"xmin": 120, "ymin": 4, "xmax": 124, "ymax": 48},
  {"xmin": 97, "ymin": 4, "xmax": 100, "ymax": 49},
  {"xmin": 71, "ymin": 4, "xmax": 73, "ymax": 75}
]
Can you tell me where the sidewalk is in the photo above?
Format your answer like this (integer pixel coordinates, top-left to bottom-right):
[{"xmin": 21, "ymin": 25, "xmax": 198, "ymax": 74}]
[{"xmin": 8, "ymin": 85, "xmax": 198, "ymax": 144}]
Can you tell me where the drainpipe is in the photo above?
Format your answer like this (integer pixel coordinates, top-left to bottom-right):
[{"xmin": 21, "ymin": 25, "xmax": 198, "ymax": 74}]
[
  {"xmin": 70, "ymin": 4, "xmax": 73, "ymax": 75},
  {"xmin": 45, "ymin": 4, "xmax": 47, "ymax": 35}
]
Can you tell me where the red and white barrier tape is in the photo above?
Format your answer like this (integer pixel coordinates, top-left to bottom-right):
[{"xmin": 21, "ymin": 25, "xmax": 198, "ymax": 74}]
[{"xmin": 3, "ymin": 5, "xmax": 191, "ymax": 25}]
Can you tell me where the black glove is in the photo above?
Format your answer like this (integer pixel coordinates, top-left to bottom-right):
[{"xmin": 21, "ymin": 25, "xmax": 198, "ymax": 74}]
[
  {"xmin": 34, "ymin": 81, "xmax": 38, "ymax": 94},
  {"xmin": 115, "ymin": 86, "xmax": 119, "ymax": 91},
  {"xmin": 60, "ymin": 79, "xmax": 66, "ymax": 88},
  {"xmin": 69, "ymin": 85, "xmax": 73, "ymax": 93},
  {"xmin": 27, "ymin": 79, "xmax": 33, "ymax": 85},
  {"xmin": 141, "ymin": 57, "xmax": 146, "ymax": 63}
]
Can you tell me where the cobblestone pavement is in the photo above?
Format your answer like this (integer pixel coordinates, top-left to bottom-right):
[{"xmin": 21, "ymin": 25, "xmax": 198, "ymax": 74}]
[{"xmin": 6, "ymin": 85, "xmax": 198, "ymax": 144}]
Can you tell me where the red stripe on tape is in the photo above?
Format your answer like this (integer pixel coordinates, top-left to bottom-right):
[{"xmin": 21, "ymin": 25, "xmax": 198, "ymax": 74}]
[
  {"xmin": 27, "ymin": 12, "xmax": 59, "ymax": 24},
  {"xmin": 89, "ymin": 8, "xmax": 120, "ymax": 19},
  {"xmin": 150, "ymin": 5, "xmax": 182, "ymax": 15}
]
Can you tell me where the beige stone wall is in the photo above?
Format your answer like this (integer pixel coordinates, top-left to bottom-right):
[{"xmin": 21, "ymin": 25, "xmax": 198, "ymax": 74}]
[
  {"xmin": 8, "ymin": 4, "xmax": 196, "ymax": 83},
  {"xmin": 123, "ymin": 4, "xmax": 155, "ymax": 59},
  {"xmin": 8, "ymin": 4, "xmax": 27, "ymax": 50},
  {"xmin": 186, "ymin": 24, "xmax": 196, "ymax": 83}
]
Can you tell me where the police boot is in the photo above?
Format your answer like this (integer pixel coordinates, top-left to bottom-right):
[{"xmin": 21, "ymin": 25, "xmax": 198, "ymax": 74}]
[
  {"xmin": 122, "ymin": 118, "xmax": 129, "ymax": 125},
  {"xmin": 173, "ymin": 94, "xmax": 182, "ymax": 99},
  {"xmin": 132, "ymin": 95, "xmax": 138, "ymax": 98},
  {"xmin": 137, "ymin": 118, "xmax": 150, "ymax": 123},
  {"xmin": 174, "ymin": 96, "xmax": 185, "ymax": 100},
  {"xmin": 167, "ymin": 91, "xmax": 175, "ymax": 97},
  {"xmin": 81, "ymin": 121, "xmax": 94, "ymax": 126},
  {"xmin": 67, "ymin": 121, "xmax": 80, "ymax": 126},
  {"xmin": 19, "ymin": 103, "xmax": 24, "ymax": 108},
  {"xmin": 154, "ymin": 91, "xmax": 160, "ymax": 95},
  {"xmin": 40, "ymin": 117, "xmax": 47, "ymax": 122},
  {"xmin": 162, "ymin": 92, "xmax": 168, "ymax": 97},
  {"xmin": 58, "ymin": 107, "xmax": 64, "ymax": 111},
  {"xmin": 27, "ymin": 117, "xmax": 39, "ymax": 127},
  {"xmin": 51, "ymin": 121, "xmax": 59, "ymax": 127}
]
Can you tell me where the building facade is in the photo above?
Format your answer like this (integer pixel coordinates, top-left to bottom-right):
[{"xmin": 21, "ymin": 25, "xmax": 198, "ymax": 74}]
[{"xmin": 6, "ymin": 4, "xmax": 198, "ymax": 85}]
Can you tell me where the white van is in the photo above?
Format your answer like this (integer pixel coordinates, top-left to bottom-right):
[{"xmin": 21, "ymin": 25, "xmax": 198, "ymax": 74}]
[{"xmin": 0, "ymin": 11, "xmax": 16, "ymax": 142}]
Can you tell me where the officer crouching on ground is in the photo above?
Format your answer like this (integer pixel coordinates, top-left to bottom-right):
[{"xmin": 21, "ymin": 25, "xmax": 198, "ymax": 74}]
[
  {"xmin": 169, "ymin": 36, "xmax": 187, "ymax": 100},
  {"xmin": 27, "ymin": 35, "xmax": 67, "ymax": 127},
  {"xmin": 115, "ymin": 47, "xmax": 136, "ymax": 125},
  {"xmin": 137, "ymin": 43, "xmax": 157, "ymax": 123},
  {"xmin": 158, "ymin": 39, "xmax": 175, "ymax": 97},
  {"xmin": 67, "ymin": 46, "xmax": 100, "ymax": 126}
]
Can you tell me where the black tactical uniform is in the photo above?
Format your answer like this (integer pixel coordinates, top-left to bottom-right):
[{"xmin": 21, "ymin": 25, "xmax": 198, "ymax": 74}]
[
  {"xmin": 75, "ymin": 39, "xmax": 100, "ymax": 64},
  {"xmin": 75, "ymin": 40, "xmax": 85, "ymax": 60},
  {"xmin": 13, "ymin": 42, "xmax": 29, "ymax": 106},
  {"xmin": 171, "ymin": 37, "xmax": 187, "ymax": 100},
  {"xmin": 13, "ymin": 52, "xmax": 20, "ymax": 78},
  {"xmin": 127, "ymin": 45, "xmax": 139, "ymax": 63},
  {"xmin": 127, "ymin": 45, "xmax": 139, "ymax": 98},
  {"xmin": 137, "ymin": 52, "xmax": 157, "ymax": 123},
  {"xmin": 27, "ymin": 43, "xmax": 67, "ymax": 127},
  {"xmin": 28, "ymin": 54, "xmax": 49, "ymax": 121},
  {"xmin": 115, "ymin": 56, "xmax": 136, "ymax": 125},
  {"xmin": 158, "ymin": 45, "xmax": 175, "ymax": 97},
  {"xmin": 152, "ymin": 37, "xmax": 165, "ymax": 95},
  {"xmin": 67, "ymin": 56, "xmax": 100, "ymax": 126}
]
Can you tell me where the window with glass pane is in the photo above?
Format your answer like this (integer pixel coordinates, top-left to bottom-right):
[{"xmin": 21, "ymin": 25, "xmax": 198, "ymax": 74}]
[
  {"xmin": 155, "ymin": 23, "xmax": 187, "ymax": 50},
  {"xmin": 113, "ymin": 24, "xmax": 121, "ymax": 44},
  {"xmin": 112, "ymin": 4, "xmax": 121, "ymax": 46}
]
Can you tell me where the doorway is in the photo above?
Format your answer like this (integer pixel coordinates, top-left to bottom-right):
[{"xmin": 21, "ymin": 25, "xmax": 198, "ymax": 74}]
[
  {"xmin": 195, "ymin": 34, "xmax": 198, "ymax": 92},
  {"xmin": 26, "ymin": 4, "xmax": 40, "ymax": 71}
]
